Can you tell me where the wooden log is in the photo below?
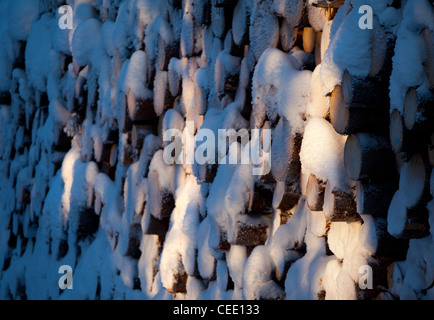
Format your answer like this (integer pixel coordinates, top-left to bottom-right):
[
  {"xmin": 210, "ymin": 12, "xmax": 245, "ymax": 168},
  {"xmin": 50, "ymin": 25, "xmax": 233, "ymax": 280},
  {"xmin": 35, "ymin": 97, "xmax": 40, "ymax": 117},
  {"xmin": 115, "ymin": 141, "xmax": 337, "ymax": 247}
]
[
  {"xmin": 194, "ymin": 68, "xmax": 209, "ymax": 115},
  {"xmin": 277, "ymin": 181, "xmax": 302, "ymax": 212},
  {"xmin": 344, "ymin": 133, "xmax": 395, "ymax": 181},
  {"xmin": 399, "ymin": 153, "xmax": 432, "ymax": 210},
  {"xmin": 154, "ymin": 70, "xmax": 175, "ymax": 117},
  {"xmin": 224, "ymin": 29, "xmax": 244, "ymax": 58},
  {"xmin": 271, "ymin": 118, "xmax": 302, "ymax": 182},
  {"xmin": 357, "ymin": 179, "xmax": 397, "ymax": 217},
  {"xmin": 307, "ymin": 4, "xmax": 328, "ymax": 32},
  {"xmin": 192, "ymin": 0, "xmax": 211, "ymax": 26},
  {"xmin": 166, "ymin": 254, "xmax": 188, "ymax": 294},
  {"xmin": 131, "ymin": 124, "xmax": 155, "ymax": 149},
  {"xmin": 325, "ymin": 182, "xmax": 360, "ymax": 222},
  {"xmin": 147, "ymin": 170, "xmax": 175, "ymax": 220},
  {"xmin": 77, "ymin": 208, "xmax": 100, "ymax": 241},
  {"xmin": 388, "ymin": 191, "xmax": 430, "ymax": 239},
  {"xmin": 248, "ymin": 182, "xmax": 274, "ymax": 215},
  {"xmin": 302, "ymin": 27, "xmax": 316, "ymax": 53},
  {"xmin": 387, "ymin": 261, "xmax": 403, "ymax": 298},
  {"xmin": 306, "ymin": 174, "xmax": 326, "ymax": 211},
  {"xmin": 403, "ymin": 87, "xmax": 434, "ymax": 131},
  {"xmin": 389, "ymin": 109, "xmax": 426, "ymax": 154},
  {"xmin": 330, "ymin": 68, "xmax": 390, "ymax": 133},
  {"xmin": 119, "ymin": 94, "xmax": 133, "ymax": 133},
  {"xmin": 215, "ymin": 50, "xmax": 241, "ymax": 96},
  {"xmin": 311, "ymin": 0, "xmax": 345, "ymax": 8},
  {"xmin": 168, "ymin": 57, "xmax": 187, "ymax": 97},
  {"xmin": 144, "ymin": 214, "xmax": 170, "ymax": 240},
  {"xmin": 156, "ymin": 35, "xmax": 179, "ymax": 71},
  {"xmin": 197, "ymin": 163, "xmax": 218, "ymax": 183},
  {"xmin": 211, "ymin": 3, "xmax": 226, "ymax": 39},
  {"xmin": 127, "ymin": 89, "xmax": 157, "ymax": 123},
  {"xmin": 366, "ymin": 217, "xmax": 408, "ymax": 260},
  {"xmin": 280, "ymin": 20, "xmax": 297, "ymax": 52},
  {"xmin": 422, "ymin": 28, "xmax": 434, "ymax": 91},
  {"xmin": 232, "ymin": 213, "xmax": 273, "ymax": 247},
  {"xmin": 124, "ymin": 223, "xmax": 142, "ymax": 258},
  {"xmin": 232, "ymin": 0, "xmax": 251, "ymax": 47},
  {"xmin": 250, "ymin": 1, "xmax": 279, "ymax": 61},
  {"xmin": 121, "ymin": 137, "xmax": 134, "ymax": 167}
]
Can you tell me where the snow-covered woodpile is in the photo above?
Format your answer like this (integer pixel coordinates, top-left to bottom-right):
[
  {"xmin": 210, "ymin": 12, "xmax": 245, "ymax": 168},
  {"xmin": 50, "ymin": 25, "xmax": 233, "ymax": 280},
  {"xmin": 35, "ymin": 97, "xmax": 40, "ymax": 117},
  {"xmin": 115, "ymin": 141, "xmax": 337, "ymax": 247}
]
[{"xmin": 0, "ymin": 0, "xmax": 433, "ymax": 300}]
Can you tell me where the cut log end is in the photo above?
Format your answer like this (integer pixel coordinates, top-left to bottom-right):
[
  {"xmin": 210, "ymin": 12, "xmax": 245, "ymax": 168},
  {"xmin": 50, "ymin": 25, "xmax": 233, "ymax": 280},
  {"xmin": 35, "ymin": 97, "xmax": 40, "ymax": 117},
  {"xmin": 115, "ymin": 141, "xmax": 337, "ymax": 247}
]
[{"xmin": 306, "ymin": 174, "xmax": 326, "ymax": 211}]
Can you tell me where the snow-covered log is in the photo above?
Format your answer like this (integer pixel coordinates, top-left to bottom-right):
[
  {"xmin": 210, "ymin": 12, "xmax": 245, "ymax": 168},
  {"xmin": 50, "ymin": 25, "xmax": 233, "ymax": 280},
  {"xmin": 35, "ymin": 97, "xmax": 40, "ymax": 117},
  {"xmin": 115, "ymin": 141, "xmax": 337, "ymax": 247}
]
[
  {"xmin": 215, "ymin": 50, "xmax": 241, "ymax": 96},
  {"xmin": 127, "ymin": 89, "xmax": 157, "ymax": 123},
  {"xmin": 154, "ymin": 70, "xmax": 175, "ymax": 116},
  {"xmin": 389, "ymin": 108, "xmax": 426, "ymax": 154},
  {"xmin": 248, "ymin": 181, "xmax": 274, "ymax": 215},
  {"xmin": 147, "ymin": 151, "xmax": 175, "ymax": 220},
  {"xmin": 344, "ymin": 133, "xmax": 395, "ymax": 181},
  {"xmin": 403, "ymin": 87, "xmax": 434, "ymax": 131},
  {"xmin": 232, "ymin": 0, "xmax": 251, "ymax": 47},
  {"xmin": 232, "ymin": 213, "xmax": 273, "ymax": 247},
  {"xmin": 357, "ymin": 179, "xmax": 397, "ymax": 217},
  {"xmin": 330, "ymin": 72, "xmax": 389, "ymax": 134},
  {"xmin": 144, "ymin": 214, "xmax": 171, "ymax": 240},
  {"xmin": 325, "ymin": 181, "xmax": 359, "ymax": 222},
  {"xmin": 280, "ymin": 20, "xmax": 298, "ymax": 52},
  {"xmin": 249, "ymin": 1, "xmax": 280, "ymax": 61},
  {"xmin": 306, "ymin": 174, "xmax": 326, "ymax": 211}
]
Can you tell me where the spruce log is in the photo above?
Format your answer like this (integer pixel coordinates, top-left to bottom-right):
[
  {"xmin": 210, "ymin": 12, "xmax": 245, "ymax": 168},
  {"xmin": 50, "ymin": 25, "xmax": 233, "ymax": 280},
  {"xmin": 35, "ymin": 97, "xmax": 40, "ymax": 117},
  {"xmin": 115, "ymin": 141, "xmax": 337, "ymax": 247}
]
[
  {"xmin": 224, "ymin": 29, "xmax": 244, "ymax": 58},
  {"xmin": 325, "ymin": 182, "xmax": 360, "ymax": 222},
  {"xmin": 77, "ymin": 208, "xmax": 100, "ymax": 241},
  {"xmin": 389, "ymin": 109, "xmax": 425, "ymax": 155},
  {"xmin": 302, "ymin": 27, "xmax": 316, "ymax": 53},
  {"xmin": 232, "ymin": 213, "xmax": 273, "ymax": 247},
  {"xmin": 166, "ymin": 254, "xmax": 188, "ymax": 294},
  {"xmin": 132, "ymin": 124, "xmax": 155, "ymax": 149},
  {"xmin": 403, "ymin": 87, "xmax": 434, "ymax": 131},
  {"xmin": 271, "ymin": 119, "xmax": 303, "ymax": 183},
  {"xmin": 277, "ymin": 181, "xmax": 302, "ymax": 212},
  {"xmin": 330, "ymin": 72, "xmax": 389, "ymax": 134},
  {"xmin": 280, "ymin": 20, "xmax": 297, "ymax": 52},
  {"xmin": 232, "ymin": 0, "xmax": 251, "ymax": 47},
  {"xmin": 154, "ymin": 70, "xmax": 175, "ymax": 117},
  {"xmin": 145, "ymin": 214, "xmax": 170, "ymax": 240},
  {"xmin": 357, "ymin": 179, "xmax": 397, "ymax": 217},
  {"xmin": 344, "ymin": 133, "xmax": 395, "ymax": 181},
  {"xmin": 124, "ymin": 223, "xmax": 142, "ymax": 258},
  {"xmin": 156, "ymin": 35, "xmax": 179, "ymax": 71},
  {"xmin": 306, "ymin": 174, "xmax": 326, "ymax": 211},
  {"xmin": 215, "ymin": 51, "xmax": 241, "ymax": 96},
  {"xmin": 147, "ymin": 170, "xmax": 175, "ymax": 220},
  {"xmin": 367, "ymin": 217, "xmax": 408, "ymax": 260},
  {"xmin": 248, "ymin": 182, "xmax": 274, "ymax": 215},
  {"xmin": 119, "ymin": 94, "xmax": 133, "ymax": 133},
  {"xmin": 127, "ymin": 89, "xmax": 157, "ymax": 123},
  {"xmin": 399, "ymin": 153, "xmax": 432, "ymax": 210},
  {"xmin": 194, "ymin": 68, "xmax": 209, "ymax": 115},
  {"xmin": 250, "ymin": 1, "xmax": 279, "ymax": 61}
]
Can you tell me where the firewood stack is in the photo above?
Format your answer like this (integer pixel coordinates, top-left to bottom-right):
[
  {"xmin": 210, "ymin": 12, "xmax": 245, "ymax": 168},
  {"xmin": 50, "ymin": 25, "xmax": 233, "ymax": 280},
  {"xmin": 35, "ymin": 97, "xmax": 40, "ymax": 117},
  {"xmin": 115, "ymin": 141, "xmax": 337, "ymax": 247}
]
[{"xmin": 0, "ymin": 0, "xmax": 433, "ymax": 300}]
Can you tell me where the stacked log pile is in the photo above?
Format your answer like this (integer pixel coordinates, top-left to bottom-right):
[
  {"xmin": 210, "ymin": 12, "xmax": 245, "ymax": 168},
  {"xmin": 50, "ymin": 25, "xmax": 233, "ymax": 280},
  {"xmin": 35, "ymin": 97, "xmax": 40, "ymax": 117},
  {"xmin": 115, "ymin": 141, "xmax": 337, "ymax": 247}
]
[{"xmin": 0, "ymin": 0, "xmax": 433, "ymax": 300}]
